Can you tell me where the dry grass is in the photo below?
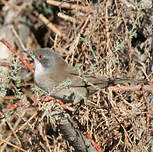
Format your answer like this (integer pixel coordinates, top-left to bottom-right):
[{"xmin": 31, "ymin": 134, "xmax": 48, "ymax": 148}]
[{"xmin": 0, "ymin": 0, "xmax": 152, "ymax": 151}]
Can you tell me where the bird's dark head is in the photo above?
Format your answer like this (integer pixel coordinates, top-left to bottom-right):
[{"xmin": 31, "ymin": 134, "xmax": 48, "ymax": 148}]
[
  {"xmin": 24, "ymin": 48, "xmax": 64, "ymax": 69},
  {"xmin": 24, "ymin": 48, "xmax": 68, "ymax": 80}
]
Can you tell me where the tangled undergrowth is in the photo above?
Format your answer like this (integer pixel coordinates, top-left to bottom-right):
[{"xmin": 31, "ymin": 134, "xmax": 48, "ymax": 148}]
[{"xmin": 0, "ymin": 0, "xmax": 153, "ymax": 151}]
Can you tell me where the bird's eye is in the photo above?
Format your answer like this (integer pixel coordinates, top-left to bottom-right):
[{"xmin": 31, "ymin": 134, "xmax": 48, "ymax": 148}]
[{"xmin": 38, "ymin": 54, "xmax": 44, "ymax": 60}]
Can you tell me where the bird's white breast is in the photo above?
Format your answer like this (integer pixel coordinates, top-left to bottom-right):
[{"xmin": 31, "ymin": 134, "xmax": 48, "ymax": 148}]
[
  {"xmin": 34, "ymin": 59, "xmax": 54, "ymax": 92},
  {"xmin": 34, "ymin": 59, "xmax": 46, "ymax": 78}
]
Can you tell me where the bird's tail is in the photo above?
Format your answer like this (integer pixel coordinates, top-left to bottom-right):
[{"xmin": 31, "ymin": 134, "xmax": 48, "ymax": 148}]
[
  {"xmin": 83, "ymin": 76, "xmax": 147, "ymax": 94},
  {"xmin": 106, "ymin": 78, "xmax": 147, "ymax": 85}
]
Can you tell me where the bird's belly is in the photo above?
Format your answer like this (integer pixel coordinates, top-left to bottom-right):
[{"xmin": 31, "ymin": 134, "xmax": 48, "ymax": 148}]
[
  {"xmin": 34, "ymin": 72, "xmax": 87, "ymax": 104},
  {"xmin": 35, "ymin": 77, "xmax": 87, "ymax": 103},
  {"xmin": 34, "ymin": 73, "xmax": 55, "ymax": 92},
  {"xmin": 50, "ymin": 87, "xmax": 87, "ymax": 104}
]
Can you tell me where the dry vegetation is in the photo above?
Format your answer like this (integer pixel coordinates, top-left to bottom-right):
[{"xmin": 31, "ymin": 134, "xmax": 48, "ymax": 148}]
[{"xmin": 0, "ymin": 0, "xmax": 153, "ymax": 152}]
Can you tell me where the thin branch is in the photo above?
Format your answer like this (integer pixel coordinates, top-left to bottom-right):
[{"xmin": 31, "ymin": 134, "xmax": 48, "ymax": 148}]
[{"xmin": 47, "ymin": 0, "xmax": 92, "ymax": 12}]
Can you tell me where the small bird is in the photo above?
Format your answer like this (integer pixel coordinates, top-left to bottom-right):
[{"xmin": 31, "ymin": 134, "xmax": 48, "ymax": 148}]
[{"xmin": 24, "ymin": 48, "xmax": 146, "ymax": 104}]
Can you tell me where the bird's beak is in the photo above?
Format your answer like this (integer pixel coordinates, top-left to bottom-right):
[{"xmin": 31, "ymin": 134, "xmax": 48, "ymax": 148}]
[{"xmin": 23, "ymin": 50, "xmax": 34, "ymax": 58}]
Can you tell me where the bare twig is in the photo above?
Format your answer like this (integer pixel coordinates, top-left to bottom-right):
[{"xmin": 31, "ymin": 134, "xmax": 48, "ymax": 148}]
[
  {"xmin": 105, "ymin": 0, "xmax": 110, "ymax": 52},
  {"xmin": 38, "ymin": 14, "xmax": 67, "ymax": 38},
  {"xmin": 68, "ymin": 15, "xmax": 90, "ymax": 57},
  {"xmin": 0, "ymin": 39, "xmax": 34, "ymax": 74},
  {"xmin": 108, "ymin": 84, "xmax": 153, "ymax": 93},
  {"xmin": 0, "ymin": 138, "xmax": 27, "ymax": 152},
  {"xmin": 47, "ymin": 0, "xmax": 92, "ymax": 12},
  {"xmin": 58, "ymin": 12, "xmax": 76, "ymax": 23}
]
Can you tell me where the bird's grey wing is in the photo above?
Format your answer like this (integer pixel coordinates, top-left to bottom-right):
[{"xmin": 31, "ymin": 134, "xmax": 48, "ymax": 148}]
[{"xmin": 65, "ymin": 64, "xmax": 86, "ymax": 87}]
